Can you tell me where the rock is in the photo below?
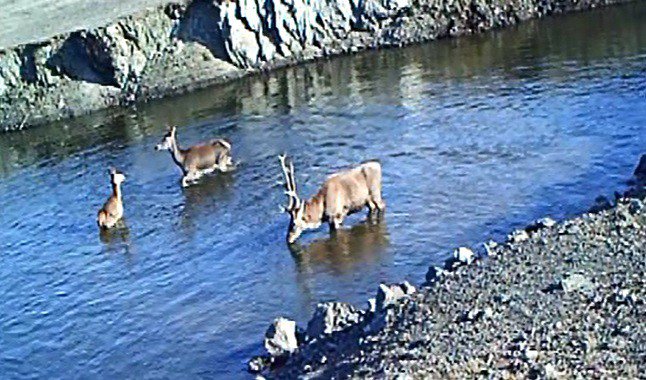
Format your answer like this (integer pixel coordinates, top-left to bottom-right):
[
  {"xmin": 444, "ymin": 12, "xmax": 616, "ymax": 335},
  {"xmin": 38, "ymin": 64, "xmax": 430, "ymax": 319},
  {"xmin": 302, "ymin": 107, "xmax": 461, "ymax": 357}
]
[
  {"xmin": 248, "ymin": 355, "xmax": 271, "ymax": 373},
  {"xmin": 633, "ymin": 154, "xmax": 646, "ymax": 181},
  {"xmin": 524, "ymin": 349, "xmax": 539, "ymax": 361},
  {"xmin": 628, "ymin": 198, "xmax": 643, "ymax": 215},
  {"xmin": 544, "ymin": 363, "xmax": 562, "ymax": 379},
  {"xmin": 367, "ymin": 298, "xmax": 377, "ymax": 313},
  {"xmin": 453, "ymin": 247, "xmax": 475, "ymax": 265},
  {"xmin": 484, "ymin": 240, "xmax": 499, "ymax": 256},
  {"xmin": 306, "ymin": 302, "xmax": 362, "ymax": 339},
  {"xmin": 526, "ymin": 217, "xmax": 557, "ymax": 232},
  {"xmin": 589, "ymin": 195, "xmax": 613, "ymax": 213},
  {"xmin": 375, "ymin": 282, "xmax": 416, "ymax": 312},
  {"xmin": 425, "ymin": 266, "xmax": 448, "ymax": 283},
  {"xmin": 560, "ymin": 274, "xmax": 595, "ymax": 294},
  {"xmin": 264, "ymin": 317, "xmax": 299, "ymax": 357},
  {"xmin": 508, "ymin": 229, "xmax": 529, "ymax": 243}
]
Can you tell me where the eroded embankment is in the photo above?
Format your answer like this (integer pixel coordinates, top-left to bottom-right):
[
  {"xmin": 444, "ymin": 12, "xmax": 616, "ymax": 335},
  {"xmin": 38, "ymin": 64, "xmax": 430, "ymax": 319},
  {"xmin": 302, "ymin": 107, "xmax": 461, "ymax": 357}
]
[
  {"xmin": 0, "ymin": 0, "xmax": 631, "ymax": 131},
  {"xmin": 249, "ymin": 159, "xmax": 646, "ymax": 378}
]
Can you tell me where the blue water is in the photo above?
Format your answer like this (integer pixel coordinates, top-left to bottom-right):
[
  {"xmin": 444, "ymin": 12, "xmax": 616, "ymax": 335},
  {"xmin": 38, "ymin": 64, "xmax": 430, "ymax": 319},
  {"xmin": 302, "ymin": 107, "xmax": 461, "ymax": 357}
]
[{"xmin": 0, "ymin": 3, "xmax": 645, "ymax": 378}]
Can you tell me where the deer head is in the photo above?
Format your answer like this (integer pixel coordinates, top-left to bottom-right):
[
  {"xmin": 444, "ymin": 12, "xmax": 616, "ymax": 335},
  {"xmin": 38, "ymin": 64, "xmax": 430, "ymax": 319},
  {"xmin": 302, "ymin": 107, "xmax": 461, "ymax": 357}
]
[
  {"xmin": 109, "ymin": 167, "xmax": 126, "ymax": 185},
  {"xmin": 279, "ymin": 155, "xmax": 321, "ymax": 244},
  {"xmin": 155, "ymin": 126, "xmax": 177, "ymax": 151}
]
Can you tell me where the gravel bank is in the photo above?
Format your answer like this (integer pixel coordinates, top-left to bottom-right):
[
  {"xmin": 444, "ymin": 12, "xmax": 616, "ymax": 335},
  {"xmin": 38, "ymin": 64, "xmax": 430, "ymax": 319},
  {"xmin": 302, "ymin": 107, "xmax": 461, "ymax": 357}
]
[
  {"xmin": 0, "ymin": 0, "xmax": 632, "ymax": 131},
  {"xmin": 250, "ymin": 162, "xmax": 646, "ymax": 378}
]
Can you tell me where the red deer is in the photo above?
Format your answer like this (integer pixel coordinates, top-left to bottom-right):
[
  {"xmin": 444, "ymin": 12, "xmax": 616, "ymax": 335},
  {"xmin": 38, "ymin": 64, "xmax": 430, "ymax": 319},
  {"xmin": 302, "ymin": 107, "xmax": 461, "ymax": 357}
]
[
  {"xmin": 97, "ymin": 168, "xmax": 126, "ymax": 230},
  {"xmin": 155, "ymin": 126, "xmax": 234, "ymax": 187},
  {"xmin": 278, "ymin": 155, "xmax": 385, "ymax": 244}
]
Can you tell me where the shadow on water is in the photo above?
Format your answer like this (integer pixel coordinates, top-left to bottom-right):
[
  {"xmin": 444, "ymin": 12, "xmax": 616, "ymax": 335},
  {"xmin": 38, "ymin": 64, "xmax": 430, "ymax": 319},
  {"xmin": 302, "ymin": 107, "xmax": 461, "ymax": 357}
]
[{"xmin": 289, "ymin": 215, "xmax": 390, "ymax": 275}]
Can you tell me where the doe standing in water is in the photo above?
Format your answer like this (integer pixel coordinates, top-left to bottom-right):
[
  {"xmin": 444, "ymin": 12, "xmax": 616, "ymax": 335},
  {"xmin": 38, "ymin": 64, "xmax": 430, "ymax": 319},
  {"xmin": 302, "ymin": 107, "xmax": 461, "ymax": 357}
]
[
  {"xmin": 279, "ymin": 155, "xmax": 385, "ymax": 244},
  {"xmin": 155, "ymin": 126, "xmax": 234, "ymax": 187},
  {"xmin": 97, "ymin": 168, "xmax": 126, "ymax": 230}
]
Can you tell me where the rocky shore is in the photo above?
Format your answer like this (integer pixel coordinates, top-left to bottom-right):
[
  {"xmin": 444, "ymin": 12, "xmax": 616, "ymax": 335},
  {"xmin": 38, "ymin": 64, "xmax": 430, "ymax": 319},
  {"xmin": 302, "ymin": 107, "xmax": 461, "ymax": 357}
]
[
  {"xmin": 0, "ymin": 0, "xmax": 632, "ymax": 131},
  {"xmin": 249, "ymin": 156, "xmax": 646, "ymax": 378}
]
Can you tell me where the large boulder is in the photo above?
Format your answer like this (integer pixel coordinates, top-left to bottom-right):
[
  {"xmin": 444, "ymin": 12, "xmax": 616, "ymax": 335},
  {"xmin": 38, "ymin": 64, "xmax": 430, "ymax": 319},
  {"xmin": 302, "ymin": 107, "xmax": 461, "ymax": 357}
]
[
  {"xmin": 264, "ymin": 317, "xmax": 299, "ymax": 357},
  {"xmin": 375, "ymin": 281, "xmax": 416, "ymax": 312},
  {"xmin": 453, "ymin": 247, "xmax": 475, "ymax": 265},
  {"xmin": 306, "ymin": 302, "xmax": 362, "ymax": 339}
]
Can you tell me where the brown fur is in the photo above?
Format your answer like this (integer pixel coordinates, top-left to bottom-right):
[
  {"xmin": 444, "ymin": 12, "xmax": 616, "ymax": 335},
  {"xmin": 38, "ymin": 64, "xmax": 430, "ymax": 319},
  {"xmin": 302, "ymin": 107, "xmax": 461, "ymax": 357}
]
[
  {"xmin": 281, "ymin": 157, "xmax": 385, "ymax": 243},
  {"xmin": 97, "ymin": 169, "xmax": 125, "ymax": 230},
  {"xmin": 156, "ymin": 126, "xmax": 233, "ymax": 187}
]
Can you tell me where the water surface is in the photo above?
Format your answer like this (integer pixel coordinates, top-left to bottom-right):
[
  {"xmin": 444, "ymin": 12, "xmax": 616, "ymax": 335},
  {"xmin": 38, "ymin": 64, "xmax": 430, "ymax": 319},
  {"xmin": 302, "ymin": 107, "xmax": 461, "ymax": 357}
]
[{"xmin": 1, "ymin": 3, "xmax": 645, "ymax": 378}]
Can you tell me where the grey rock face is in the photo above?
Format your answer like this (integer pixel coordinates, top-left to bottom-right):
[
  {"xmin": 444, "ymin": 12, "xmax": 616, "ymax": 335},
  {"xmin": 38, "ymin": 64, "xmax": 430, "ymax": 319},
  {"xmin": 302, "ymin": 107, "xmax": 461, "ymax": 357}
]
[
  {"xmin": 264, "ymin": 317, "xmax": 299, "ymax": 357},
  {"xmin": 0, "ymin": 0, "xmax": 629, "ymax": 130},
  {"xmin": 306, "ymin": 302, "xmax": 362, "ymax": 339}
]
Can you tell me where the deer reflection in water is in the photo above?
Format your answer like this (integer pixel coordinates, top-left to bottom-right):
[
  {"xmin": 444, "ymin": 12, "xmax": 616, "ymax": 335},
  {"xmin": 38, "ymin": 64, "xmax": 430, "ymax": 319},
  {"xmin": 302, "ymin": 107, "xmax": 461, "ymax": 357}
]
[
  {"xmin": 179, "ymin": 173, "xmax": 235, "ymax": 234},
  {"xmin": 98, "ymin": 220, "xmax": 130, "ymax": 245},
  {"xmin": 289, "ymin": 215, "xmax": 389, "ymax": 274}
]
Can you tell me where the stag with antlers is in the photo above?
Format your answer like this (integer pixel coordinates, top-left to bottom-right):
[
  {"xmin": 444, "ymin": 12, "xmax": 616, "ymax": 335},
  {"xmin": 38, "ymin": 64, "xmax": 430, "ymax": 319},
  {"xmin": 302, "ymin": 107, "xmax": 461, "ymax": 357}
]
[{"xmin": 278, "ymin": 155, "xmax": 386, "ymax": 244}]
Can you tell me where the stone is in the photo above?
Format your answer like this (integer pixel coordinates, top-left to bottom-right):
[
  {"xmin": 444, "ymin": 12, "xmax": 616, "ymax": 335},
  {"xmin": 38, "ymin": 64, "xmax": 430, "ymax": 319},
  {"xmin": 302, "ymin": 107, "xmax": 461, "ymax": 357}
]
[
  {"xmin": 367, "ymin": 298, "xmax": 377, "ymax": 313},
  {"xmin": 484, "ymin": 240, "xmax": 498, "ymax": 256},
  {"xmin": 425, "ymin": 266, "xmax": 447, "ymax": 283},
  {"xmin": 560, "ymin": 274, "xmax": 595, "ymax": 294},
  {"xmin": 526, "ymin": 217, "xmax": 557, "ymax": 232},
  {"xmin": 628, "ymin": 198, "xmax": 643, "ymax": 215},
  {"xmin": 264, "ymin": 317, "xmax": 299, "ymax": 357},
  {"xmin": 375, "ymin": 282, "xmax": 416, "ymax": 312},
  {"xmin": 508, "ymin": 229, "xmax": 529, "ymax": 243},
  {"xmin": 524, "ymin": 349, "xmax": 539, "ymax": 360},
  {"xmin": 453, "ymin": 247, "xmax": 475, "ymax": 265},
  {"xmin": 248, "ymin": 355, "xmax": 271, "ymax": 373},
  {"xmin": 306, "ymin": 302, "xmax": 362, "ymax": 339},
  {"xmin": 589, "ymin": 195, "xmax": 613, "ymax": 213}
]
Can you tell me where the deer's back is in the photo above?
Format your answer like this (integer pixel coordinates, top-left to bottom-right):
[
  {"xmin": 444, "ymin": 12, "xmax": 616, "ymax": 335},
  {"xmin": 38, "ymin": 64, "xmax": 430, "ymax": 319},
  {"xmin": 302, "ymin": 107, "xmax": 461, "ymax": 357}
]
[
  {"xmin": 183, "ymin": 141, "xmax": 230, "ymax": 170},
  {"xmin": 323, "ymin": 161, "xmax": 381, "ymax": 211}
]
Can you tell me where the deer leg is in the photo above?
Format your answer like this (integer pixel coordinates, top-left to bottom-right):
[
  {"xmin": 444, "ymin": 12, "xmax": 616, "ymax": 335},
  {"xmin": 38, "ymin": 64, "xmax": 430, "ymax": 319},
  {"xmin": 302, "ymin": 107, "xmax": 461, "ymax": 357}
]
[
  {"xmin": 330, "ymin": 214, "xmax": 344, "ymax": 230},
  {"xmin": 368, "ymin": 185, "xmax": 386, "ymax": 213},
  {"xmin": 372, "ymin": 196, "xmax": 386, "ymax": 213},
  {"xmin": 182, "ymin": 170, "xmax": 199, "ymax": 187}
]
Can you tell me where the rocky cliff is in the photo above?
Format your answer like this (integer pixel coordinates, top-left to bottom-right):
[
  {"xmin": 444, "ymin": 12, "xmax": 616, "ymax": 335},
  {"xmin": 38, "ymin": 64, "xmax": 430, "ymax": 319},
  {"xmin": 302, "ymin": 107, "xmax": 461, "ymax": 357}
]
[{"xmin": 0, "ymin": 0, "xmax": 629, "ymax": 130}]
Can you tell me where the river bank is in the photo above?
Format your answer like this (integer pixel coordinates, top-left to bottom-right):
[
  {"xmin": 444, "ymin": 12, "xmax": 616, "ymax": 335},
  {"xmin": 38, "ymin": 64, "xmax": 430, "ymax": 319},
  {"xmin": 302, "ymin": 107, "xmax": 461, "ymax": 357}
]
[
  {"xmin": 249, "ymin": 158, "xmax": 646, "ymax": 378},
  {"xmin": 0, "ymin": 0, "xmax": 635, "ymax": 131}
]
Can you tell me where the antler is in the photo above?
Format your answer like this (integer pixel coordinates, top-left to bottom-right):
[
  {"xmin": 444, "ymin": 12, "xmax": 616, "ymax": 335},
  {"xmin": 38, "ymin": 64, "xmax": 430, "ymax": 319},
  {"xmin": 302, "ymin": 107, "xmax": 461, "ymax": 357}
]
[{"xmin": 278, "ymin": 154, "xmax": 301, "ymax": 212}]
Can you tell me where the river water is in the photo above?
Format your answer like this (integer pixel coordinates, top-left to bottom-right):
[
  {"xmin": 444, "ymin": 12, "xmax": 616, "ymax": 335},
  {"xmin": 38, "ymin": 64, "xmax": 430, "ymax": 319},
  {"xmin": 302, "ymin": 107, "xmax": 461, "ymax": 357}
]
[{"xmin": 1, "ymin": 3, "xmax": 645, "ymax": 378}]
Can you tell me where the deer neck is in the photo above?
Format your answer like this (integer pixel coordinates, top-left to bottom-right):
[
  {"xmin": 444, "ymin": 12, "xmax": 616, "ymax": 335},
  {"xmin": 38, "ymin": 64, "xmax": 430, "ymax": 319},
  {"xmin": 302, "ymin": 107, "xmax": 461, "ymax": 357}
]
[
  {"xmin": 112, "ymin": 182, "xmax": 122, "ymax": 201},
  {"xmin": 169, "ymin": 137, "xmax": 185, "ymax": 167},
  {"xmin": 305, "ymin": 192, "xmax": 325, "ymax": 222}
]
